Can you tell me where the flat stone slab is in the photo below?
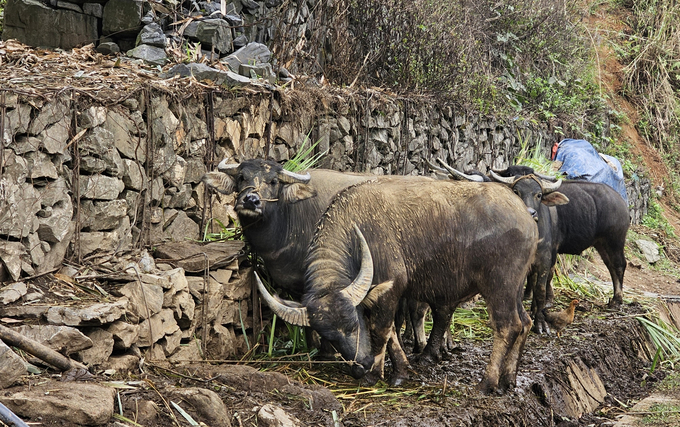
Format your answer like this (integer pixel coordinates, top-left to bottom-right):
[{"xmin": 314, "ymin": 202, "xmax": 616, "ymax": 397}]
[
  {"xmin": 0, "ymin": 381, "xmax": 115, "ymax": 425},
  {"xmin": 153, "ymin": 240, "xmax": 244, "ymax": 273}
]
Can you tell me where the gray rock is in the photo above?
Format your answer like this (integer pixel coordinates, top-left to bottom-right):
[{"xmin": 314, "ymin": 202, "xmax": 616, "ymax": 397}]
[
  {"xmin": 0, "ymin": 340, "xmax": 25, "ymax": 389},
  {"xmin": 39, "ymin": 221, "xmax": 75, "ymax": 274},
  {"xmin": 27, "ymin": 233, "xmax": 45, "ymax": 267},
  {"xmin": 36, "ymin": 190, "xmax": 73, "ymax": 244},
  {"xmin": 102, "ymin": 353, "xmax": 140, "ymax": 374},
  {"xmin": 96, "ymin": 41, "xmax": 121, "ymax": 55},
  {"xmin": 118, "ymin": 280, "xmax": 164, "ymax": 321},
  {"xmin": 160, "ymin": 328, "xmax": 182, "ymax": 356},
  {"xmin": 137, "ymin": 308, "xmax": 179, "ymax": 347},
  {"xmin": 40, "ymin": 117, "xmax": 70, "ymax": 154},
  {"xmin": 221, "ymin": 42, "xmax": 271, "ymax": 72},
  {"xmin": 80, "ymin": 106, "xmax": 108, "ymax": 129},
  {"xmin": 0, "ymin": 381, "xmax": 115, "ymax": 425},
  {"xmin": 258, "ymin": 404, "xmax": 303, "ymax": 427},
  {"xmin": 0, "ymin": 241, "xmax": 29, "ymax": 281},
  {"xmin": 102, "ymin": 0, "xmax": 143, "ymax": 37},
  {"xmin": 9, "ymin": 135, "xmax": 40, "ymax": 155},
  {"xmin": 2, "ymin": 0, "xmax": 98, "ymax": 49},
  {"xmin": 80, "ymin": 199, "xmax": 128, "ymax": 231},
  {"xmin": 169, "ymin": 388, "xmax": 231, "ymax": 427},
  {"xmin": 103, "ymin": 109, "xmax": 147, "ymax": 162},
  {"xmin": 184, "ymin": 157, "xmax": 208, "ymax": 184},
  {"xmin": 78, "ymin": 328, "xmax": 114, "ymax": 366},
  {"xmin": 107, "ymin": 321, "xmax": 139, "ymax": 350},
  {"xmin": 24, "ymin": 151, "xmax": 59, "ymax": 180},
  {"xmin": 0, "ymin": 282, "xmax": 27, "ymax": 304},
  {"xmin": 78, "ymin": 216, "xmax": 132, "ymax": 256},
  {"xmin": 239, "ymin": 62, "xmax": 276, "ymax": 83},
  {"xmin": 123, "ymin": 159, "xmax": 147, "ymax": 191},
  {"xmin": 5, "ymin": 103, "xmax": 32, "ymax": 137},
  {"xmin": 127, "ymin": 44, "xmax": 168, "ymax": 66},
  {"xmin": 56, "ymin": 1, "xmax": 82, "ymax": 13},
  {"xmin": 79, "ymin": 174, "xmax": 125, "ymax": 200},
  {"xmin": 163, "ymin": 211, "xmax": 200, "ymax": 242},
  {"xmin": 138, "ymin": 23, "xmax": 167, "ymax": 47},
  {"xmin": 232, "ymin": 34, "xmax": 248, "ymax": 49},
  {"xmin": 636, "ymin": 238, "xmax": 661, "ymax": 264},
  {"xmin": 195, "ymin": 18, "xmax": 233, "ymax": 54},
  {"xmin": 28, "ymin": 96, "xmax": 71, "ymax": 136},
  {"xmin": 83, "ymin": 3, "xmax": 103, "ymax": 18},
  {"xmin": 46, "ymin": 299, "xmax": 128, "ymax": 326},
  {"xmin": 168, "ymin": 339, "xmax": 203, "ymax": 362},
  {"xmin": 13, "ymin": 324, "xmax": 93, "ymax": 355}
]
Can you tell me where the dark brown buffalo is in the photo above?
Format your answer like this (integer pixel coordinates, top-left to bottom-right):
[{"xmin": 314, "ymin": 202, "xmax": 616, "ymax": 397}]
[
  {"xmin": 202, "ymin": 158, "xmax": 375, "ymax": 297},
  {"xmin": 257, "ymin": 178, "xmax": 538, "ymax": 393}
]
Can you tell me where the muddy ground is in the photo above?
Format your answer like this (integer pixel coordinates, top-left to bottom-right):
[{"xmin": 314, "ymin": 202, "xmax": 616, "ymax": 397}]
[{"xmin": 3, "ymin": 247, "xmax": 675, "ymax": 427}]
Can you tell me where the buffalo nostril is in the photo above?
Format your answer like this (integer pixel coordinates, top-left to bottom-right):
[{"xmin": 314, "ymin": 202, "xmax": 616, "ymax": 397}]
[
  {"xmin": 243, "ymin": 194, "xmax": 261, "ymax": 209},
  {"xmin": 350, "ymin": 364, "xmax": 366, "ymax": 379},
  {"xmin": 528, "ymin": 208, "xmax": 538, "ymax": 219}
]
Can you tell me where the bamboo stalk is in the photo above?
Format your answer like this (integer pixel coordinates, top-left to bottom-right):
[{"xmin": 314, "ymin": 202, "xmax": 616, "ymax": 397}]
[{"xmin": 0, "ymin": 324, "xmax": 84, "ymax": 372}]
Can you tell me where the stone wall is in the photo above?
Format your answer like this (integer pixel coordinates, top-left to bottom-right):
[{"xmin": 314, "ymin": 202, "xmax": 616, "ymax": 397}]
[{"xmin": 0, "ymin": 85, "xmax": 650, "ymax": 281}]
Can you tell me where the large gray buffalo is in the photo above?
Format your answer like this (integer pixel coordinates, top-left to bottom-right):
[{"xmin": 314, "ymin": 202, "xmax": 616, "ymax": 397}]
[{"xmin": 257, "ymin": 178, "xmax": 539, "ymax": 393}]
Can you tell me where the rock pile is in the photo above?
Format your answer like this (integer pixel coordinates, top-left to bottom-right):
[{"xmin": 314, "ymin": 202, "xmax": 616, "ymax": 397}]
[
  {"xmin": 1, "ymin": 0, "xmax": 299, "ymax": 84},
  {"xmin": 0, "ymin": 242, "xmax": 253, "ymax": 389}
]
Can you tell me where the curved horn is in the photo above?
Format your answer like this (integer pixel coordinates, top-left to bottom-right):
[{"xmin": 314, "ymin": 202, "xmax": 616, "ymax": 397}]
[
  {"xmin": 540, "ymin": 178, "xmax": 563, "ymax": 194},
  {"xmin": 424, "ymin": 158, "xmax": 449, "ymax": 174},
  {"xmin": 489, "ymin": 170, "xmax": 516, "ymax": 185},
  {"xmin": 436, "ymin": 159, "xmax": 485, "ymax": 182},
  {"xmin": 217, "ymin": 158, "xmax": 240, "ymax": 176},
  {"xmin": 536, "ymin": 172, "xmax": 558, "ymax": 182},
  {"xmin": 340, "ymin": 224, "xmax": 375, "ymax": 306},
  {"xmin": 278, "ymin": 168, "xmax": 312, "ymax": 184},
  {"xmin": 254, "ymin": 272, "xmax": 310, "ymax": 327}
]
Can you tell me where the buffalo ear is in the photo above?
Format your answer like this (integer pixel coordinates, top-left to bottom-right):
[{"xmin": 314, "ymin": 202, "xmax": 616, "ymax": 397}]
[
  {"xmin": 281, "ymin": 183, "xmax": 317, "ymax": 204},
  {"xmin": 202, "ymin": 172, "xmax": 236, "ymax": 195},
  {"xmin": 360, "ymin": 280, "xmax": 394, "ymax": 309},
  {"xmin": 542, "ymin": 191, "xmax": 569, "ymax": 207}
]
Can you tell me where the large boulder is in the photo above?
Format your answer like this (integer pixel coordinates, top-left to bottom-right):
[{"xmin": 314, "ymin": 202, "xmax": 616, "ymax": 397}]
[{"xmin": 2, "ymin": 0, "xmax": 98, "ymax": 49}]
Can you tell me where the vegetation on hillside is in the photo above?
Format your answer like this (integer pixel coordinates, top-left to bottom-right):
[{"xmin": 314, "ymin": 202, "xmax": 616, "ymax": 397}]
[
  {"xmin": 274, "ymin": 0, "xmax": 611, "ymax": 145},
  {"xmin": 617, "ymin": 0, "xmax": 680, "ymax": 201}
]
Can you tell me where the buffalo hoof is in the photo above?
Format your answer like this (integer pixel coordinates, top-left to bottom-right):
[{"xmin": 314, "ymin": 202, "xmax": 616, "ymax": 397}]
[
  {"xmin": 607, "ymin": 297, "xmax": 623, "ymax": 309},
  {"xmin": 415, "ymin": 351, "xmax": 440, "ymax": 366},
  {"xmin": 361, "ymin": 371, "xmax": 381, "ymax": 386},
  {"xmin": 388, "ymin": 374, "xmax": 408, "ymax": 387},
  {"xmin": 498, "ymin": 373, "xmax": 517, "ymax": 392},
  {"xmin": 475, "ymin": 378, "xmax": 500, "ymax": 395},
  {"xmin": 532, "ymin": 320, "xmax": 550, "ymax": 335}
]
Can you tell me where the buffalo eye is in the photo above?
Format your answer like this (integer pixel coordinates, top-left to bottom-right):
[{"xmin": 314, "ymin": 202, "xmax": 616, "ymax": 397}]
[
  {"xmin": 537, "ymin": 193, "xmax": 542, "ymax": 200},
  {"xmin": 513, "ymin": 189, "xmax": 520, "ymax": 196},
  {"xmin": 271, "ymin": 177, "xmax": 279, "ymax": 185}
]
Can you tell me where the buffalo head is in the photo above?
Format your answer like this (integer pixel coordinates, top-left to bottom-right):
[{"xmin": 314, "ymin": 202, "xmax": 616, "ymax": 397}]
[
  {"xmin": 255, "ymin": 224, "xmax": 392, "ymax": 379},
  {"xmin": 202, "ymin": 158, "xmax": 315, "ymax": 220},
  {"xmin": 489, "ymin": 171, "xmax": 569, "ymax": 218}
]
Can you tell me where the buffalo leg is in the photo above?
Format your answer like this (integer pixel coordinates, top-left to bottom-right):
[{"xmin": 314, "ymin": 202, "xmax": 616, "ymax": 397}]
[
  {"xmin": 530, "ymin": 270, "xmax": 550, "ymax": 334},
  {"xmin": 417, "ymin": 305, "xmax": 455, "ymax": 365},
  {"xmin": 499, "ymin": 299, "xmax": 533, "ymax": 390},
  {"xmin": 409, "ymin": 300, "xmax": 429, "ymax": 354},
  {"xmin": 595, "ymin": 243, "xmax": 626, "ymax": 307},
  {"xmin": 477, "ymin": 288, "xmax": 528, "ymax": 394},
  {"xmin": 386, "ymin": 325, "xmax": 410, "ymax": 386}
]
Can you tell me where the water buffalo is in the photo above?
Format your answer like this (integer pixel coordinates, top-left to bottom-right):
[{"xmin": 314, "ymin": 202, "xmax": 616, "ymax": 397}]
[
  {"xmin": 429, "ymin": 159, "xmax": 569, "ymax": 334},
  {"xmin": 257, "ymin": 178, "xmax": 539, "ymax": 393},
  {"xmin": 439, "ymin": 161, "xmax": 630, "ymax": 330},
  {"xmin": 202, "ymin": 158, "xmax": 375, "ymax": 297}
]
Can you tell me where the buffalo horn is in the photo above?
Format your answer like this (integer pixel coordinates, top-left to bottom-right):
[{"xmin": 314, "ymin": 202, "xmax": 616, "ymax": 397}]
[
  {"xmin": 436, "ymin": 158, "xmax": 485, "ymax": 182},
  {"xmin": 424, "ymin": 158, "xmax": 449, "ymax": 174},
  {"xmin": 278, "ymin": 169, "xmax": 312, "ymax": 184},
  {"xmin": 340, "ymin": 224, "xmax": 375, "ymax": 307},
  {"xmin": 540, "ymin": 178, "xmax": 562, "ymax": 194},
  {"xmin": 217, "ymin": 158, "xmax": 240, "ymax": 176},
  {"xmin": 489, "ymin": 170, "xmax": 516, "ymax": 185},
  {"xmin": 536, "ymin": 172, "xmax": 558, "ymax": 182},
  {"xmin": 254, "ymin": 272, "xmax": 310, "ymax": 327}
]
